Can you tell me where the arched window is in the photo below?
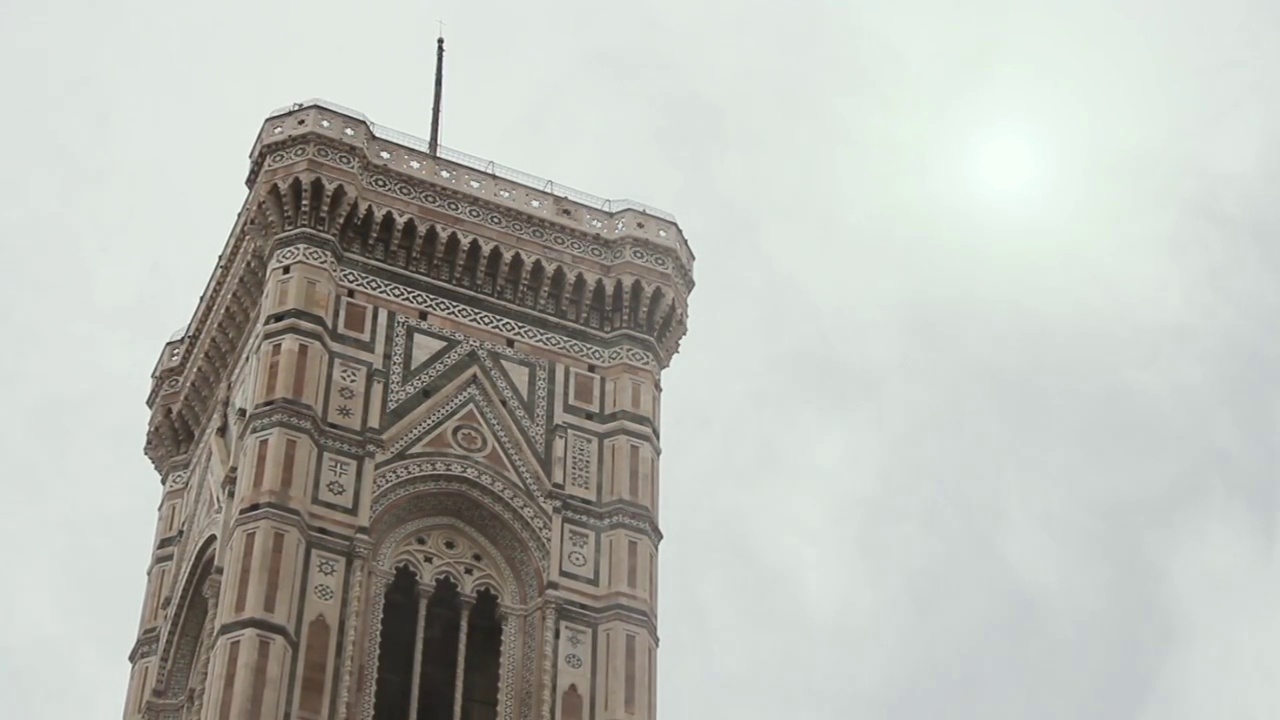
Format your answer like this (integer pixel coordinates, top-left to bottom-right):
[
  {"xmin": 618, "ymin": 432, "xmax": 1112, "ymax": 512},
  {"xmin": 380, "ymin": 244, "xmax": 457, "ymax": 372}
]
[
  {"xmin": 372, "ymin": 550, "xmax": 508, "ymax": 720},
  {"xmin": 164, "ymin": 589, "xmax": 209, "ymax": 702},
  {"xmin": 297, "ymin": 615, "xmax": 332, "ymax": 717},
  {"xmin": 416, "ymin": 576, "xmax": 462, "ymax": 720},
  {"xmin": 460, "ymin": 589, "xmax": 502, "ymax": 720},
  {"xmin": 373, "ymin": 566, "xmax": 420, "ymax": 720},
  {"xmin": 155, "ymin": 561, "xmax": 215, "ymax": 711}
]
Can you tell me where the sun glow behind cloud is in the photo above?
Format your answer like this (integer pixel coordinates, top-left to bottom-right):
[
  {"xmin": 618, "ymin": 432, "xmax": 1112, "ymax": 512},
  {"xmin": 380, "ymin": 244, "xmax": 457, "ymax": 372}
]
[{"xmin": 964, "ymin": 123, "xmax": 1052, "ymax": 215}]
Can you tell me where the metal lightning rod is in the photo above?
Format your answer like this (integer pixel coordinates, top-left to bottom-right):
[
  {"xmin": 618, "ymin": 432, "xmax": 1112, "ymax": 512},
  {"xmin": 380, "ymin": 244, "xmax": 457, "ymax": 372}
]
[{"xmin": 428, "ymin": 28, "xmax": 445, "ymax": 156}]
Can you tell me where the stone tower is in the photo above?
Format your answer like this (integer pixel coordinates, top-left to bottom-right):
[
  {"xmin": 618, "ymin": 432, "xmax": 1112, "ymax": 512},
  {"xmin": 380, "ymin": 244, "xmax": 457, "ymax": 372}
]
[{"xmin": 124, "ymin": 99, "xmax": 693, "ymax": 720}]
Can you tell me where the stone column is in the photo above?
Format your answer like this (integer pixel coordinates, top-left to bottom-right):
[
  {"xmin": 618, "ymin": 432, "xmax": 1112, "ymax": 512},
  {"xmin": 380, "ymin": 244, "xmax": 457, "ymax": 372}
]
[
  {"xmin": 335, "ymin": 542, "xmax": 370, "ymax": 720},
  {"xmin": 540, "ymin": 602, "xmax": 557, "ymax": 720},
  {"xmin": 451, "ymin": 599, "xmax": 474, "ymax": 720},
  {"xmin": 356, "ymin": 573, "xmax": 392, "ymax": 720},
  {"xmin": 407, "ymin": 592, "xmax": 431, "ymax": 717},
  {"xmin": 495, "ymin": 611, "xmax": 516, "ymax": 720}
]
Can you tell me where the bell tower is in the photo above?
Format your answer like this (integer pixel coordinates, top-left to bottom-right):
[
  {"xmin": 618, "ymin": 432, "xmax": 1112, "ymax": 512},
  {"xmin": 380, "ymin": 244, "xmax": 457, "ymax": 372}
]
[{"xmin": 123, "ymin": 98, "xmax": 693, "ymax": 720}]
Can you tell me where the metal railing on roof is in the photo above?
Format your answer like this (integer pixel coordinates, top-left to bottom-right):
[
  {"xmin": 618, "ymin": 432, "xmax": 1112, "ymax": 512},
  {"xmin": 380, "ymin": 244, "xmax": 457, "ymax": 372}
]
[{"xmin": 267, "ymin": 99, "xmax": 676, "ymax": 223}]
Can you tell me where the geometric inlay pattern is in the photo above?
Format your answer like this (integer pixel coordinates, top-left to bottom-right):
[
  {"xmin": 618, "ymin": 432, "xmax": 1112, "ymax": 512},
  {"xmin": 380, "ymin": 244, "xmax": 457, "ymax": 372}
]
[
  {"xmin": 269, "ymin": 243, "xmax": 339, "ymax": 274},
  {"xmin": 248, "ymin": 410, "xmax": 378, "ymax": 456},
  {"xmin": 381, "ymin": 377, "xmax": 550, "ymax": 508},
  {"xmin": 560, "ymin": 525, "xmax": 596, "ymax": 582},
  {"xmin": 450, "ymin": 423, "xmax": 490, "ymax": 455},
  {"xmin": 318, "ymin": 453, "xmax": 357, "ymax": 509},
  {"xmin": 556, "ymin": 621, "xmax": 593, "ymax": 718},
  {"xmin": 164, "ymin": 469, "xmax": 190, "ymax": 489},
  {"xmin": 564, "ymin": 626, "xmax": 586, "ymax": 650},
  {"xmin": 314, "ymin": 583, "xmax": 336, "ymax": 602},
  {"xmin": 327, "ymin": 360, "xmax": 366, "ymax": 430},
  {"xmin": 270, "ymin": 245, "xmax": 661, "ymax": 372},
  {"xmin": 566, "ymin": 433, "xmax": 595, "ymax": 491},
  {"xmin": 355, "ymin": 268, "xmax": 660, "ymax": 369},
  {"xmin": 388, "ymin": 314, "xmax": 548, "ymax": 452},
  {"xmin": 561, "ymin": 507, "xmax": 661, "ymax": 547}
]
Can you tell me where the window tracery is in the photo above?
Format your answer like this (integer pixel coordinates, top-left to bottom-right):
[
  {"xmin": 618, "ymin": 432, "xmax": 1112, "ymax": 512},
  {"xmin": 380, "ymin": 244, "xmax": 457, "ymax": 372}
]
[
  {"xmin": 371, "ymin": 528, "xmax": 508, "ymax": 720},
  {"xmin": 361, "ymin": 484, "xmax": 545, "ymax": 720}
]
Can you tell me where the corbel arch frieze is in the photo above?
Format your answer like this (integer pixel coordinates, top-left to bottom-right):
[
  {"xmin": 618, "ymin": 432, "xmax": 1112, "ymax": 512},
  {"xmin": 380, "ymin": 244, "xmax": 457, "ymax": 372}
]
[
  {"xmin": 356, "ymin": 175, "xmax": 681, "ymax": 291},
  {"xmin": 301, "ymin": 193, "xmax": 680, "ymax": 354},
  {"xmin": 250, "ymin": 173, "xmax": 356, "ymax": 243},
  {"xmin": 324, "ymin": 179, "xmax": 359, "ymax": 234},
  {"xmin": 362, "ymin": 167, "xmax": 690, "ymax": 285}
]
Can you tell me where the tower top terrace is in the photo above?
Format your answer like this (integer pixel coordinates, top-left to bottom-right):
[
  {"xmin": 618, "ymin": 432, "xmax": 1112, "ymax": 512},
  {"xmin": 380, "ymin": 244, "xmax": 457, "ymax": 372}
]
[{"xmin": 257, "ymin": 98, "xmax": 694, "ymax": 271}]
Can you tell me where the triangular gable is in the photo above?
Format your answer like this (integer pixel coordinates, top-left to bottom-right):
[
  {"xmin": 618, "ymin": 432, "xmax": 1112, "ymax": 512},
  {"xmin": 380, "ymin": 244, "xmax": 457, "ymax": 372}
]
[
  {"xmin": 386, "ymin": 314, "xmax": 549, "ymax": 457},
  {"xmin": 380, "ymin": 369, "xmax": 552, "ymax": 509},
  {"xmin": 401, "ymin": 404, "xmax": 516, "ymax": 480}
]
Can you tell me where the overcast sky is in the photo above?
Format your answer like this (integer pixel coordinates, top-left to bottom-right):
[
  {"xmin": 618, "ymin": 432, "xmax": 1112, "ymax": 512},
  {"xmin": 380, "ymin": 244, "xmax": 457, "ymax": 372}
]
[{"xmin": 3, "ymin": 0, "xmax": 1279, "ymax": 717}]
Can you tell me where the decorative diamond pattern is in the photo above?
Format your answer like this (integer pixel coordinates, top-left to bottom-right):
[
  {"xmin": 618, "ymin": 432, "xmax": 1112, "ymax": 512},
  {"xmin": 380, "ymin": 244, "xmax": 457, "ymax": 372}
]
[
  {"xmin": 380, "ymin": 378, "xmax": 550, "ymax": 509},
  {"xmin": 387, "ymin": 314, "xmax": 549, "ymax": 452}
]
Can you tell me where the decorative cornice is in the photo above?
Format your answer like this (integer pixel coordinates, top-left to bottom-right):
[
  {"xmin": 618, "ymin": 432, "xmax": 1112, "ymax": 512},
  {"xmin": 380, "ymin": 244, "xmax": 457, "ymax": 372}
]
[
  {"xmin": 561, "ymin": 506, "xmax": 662, "ymax": 547},
  {"xmin": 254, "ymin": 100, "xmax": 694, "ymax": 275},
  {"xmin": 257, "ymin": 135, "xmax": 690, "ymax": 294},
  {"xmin": 248, "ymin": 407, "xmax": 382, "ymax": 456}
]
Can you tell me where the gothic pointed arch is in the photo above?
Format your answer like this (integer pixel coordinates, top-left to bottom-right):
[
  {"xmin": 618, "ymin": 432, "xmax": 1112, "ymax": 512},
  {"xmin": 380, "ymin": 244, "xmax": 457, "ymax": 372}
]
[
  {"xmin": 360, "ymin": 486, "xmax": 547, "ymax": 720},
  {"xmin": 587, "ymin": 279, "xmax": 607, "ymax": 329},
  {"xmin": 566, "ymin": 274, "xmax": 587, "ymax": 322},
  {"xmin": 395, "ymin": 217, "xmax": 420, "ymax": 266},
  {"xmin": 327, "ymin": 182, "xmax": 356, "ymax": 235},
  {"xmin": 560, "ymin": 684, "xmax": 584, "ymax": 720},
  {"xmin": 306, "ymin": 177, "xmax": 326, "ymax": 229},
  {"xmin": 371, "ymin": 483, "xmax": 547, "ymax": 605},
  {"xmin": 371, "ymin": 211, "xmax": 398, "ymax": 261},
  {"xmin": 627, "ymin": 279, "xmax": 644, "ymax": 328},
  {"xmin": 286, "ymin": 177, "xmax": 304, "ymax": 230},
  {"xmin": 372, "ymin": 456, "xmax": 551, "ymax": 573},
  {"xmin": 609, "ymin": 280, "xmax": 625, "ymax": 330},
  {"xmin": 372, "ymin": 565, "xmax": 420, "ymax": 720},
  {"xmin": 522, "ymin": 260, "xmax": 546, "ymax": 308},
  {"xmin": 148, "ymin": 537, "xmax": 219, "ymax": 718},
  {"xmin": 501, "ymin": 252, "xmax": 525, "ymax": 302},
  {"xmin": 482, "ymin": 245, "xmax": 503, "ymax": 296},
  {"xmin": 460, "ymin": 239, "xmax": 483, "ymax": 289},
  {"xmin": 441, "ymin": 232, "xmax": 462, "ymax": 282},
  {"xmin": 418, "ymin": 224, "xmax": 442, "ymax": 275}
]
